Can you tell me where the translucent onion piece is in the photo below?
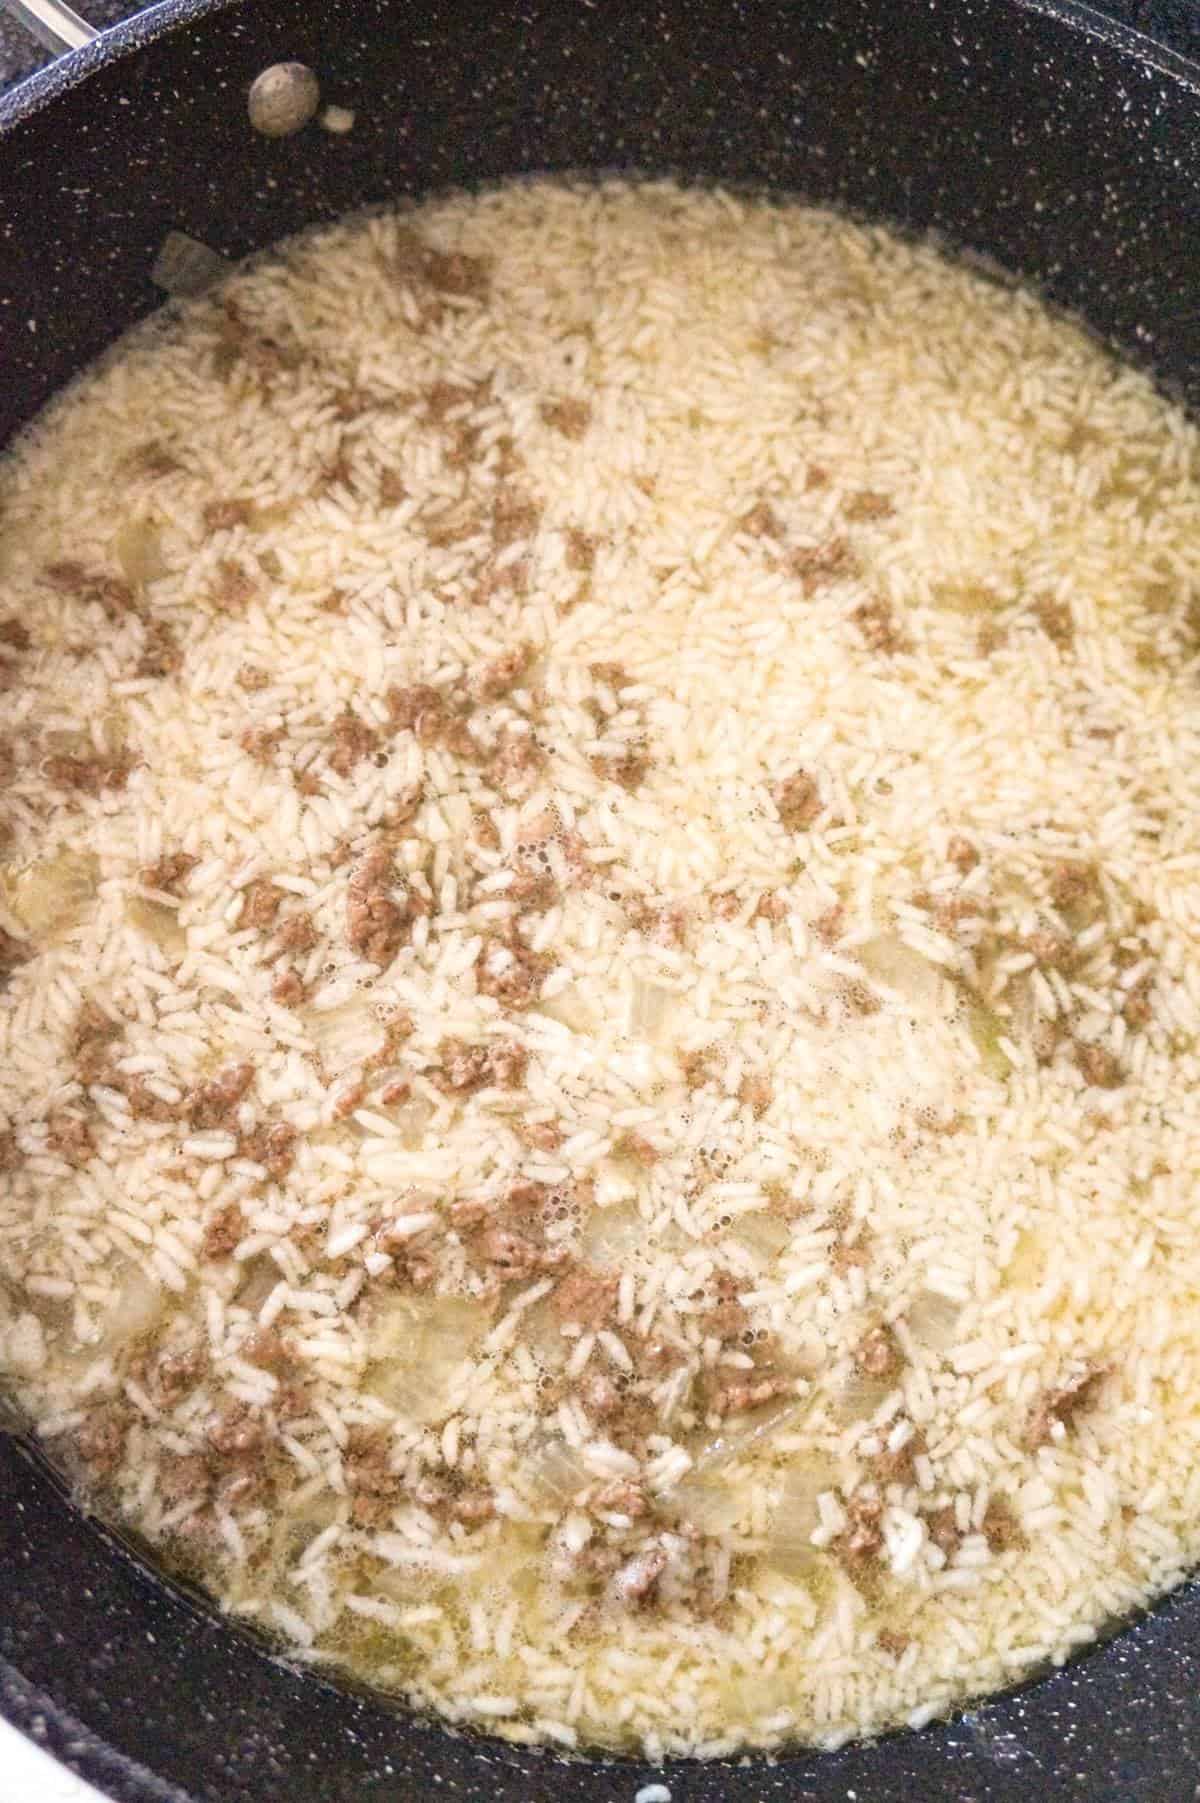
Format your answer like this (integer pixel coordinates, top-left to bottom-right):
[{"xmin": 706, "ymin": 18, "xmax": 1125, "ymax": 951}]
[
  {"xmin": 907, "ymin": 1287, "xmax": 962, "ymax": 1351},
  {"xmin": 306, "ymin": 998, "xmax": 384, "ymax": 1061},
  {"xmin": 269, "ymin": 1488, "xmax": 340, "ymax": 1572},
  {"xmin": 2, "ymin": 850, "xmax": 99, "ymax": 944},
  {"xmin": 535, "ymin": 988, "xmax": 595, "ymax": 1033},
  {"xmin": 858, "ymin": 935, "xmax": 944, "ymax": 1007},
  {"xmin": 126, "ymin": 894, "xmax": 186, "ymax": 954},
  {"xmin": 115, "ymin": 516, "xmax": 168, "ymax": 585},
  {"xmin": 235, "ymin": 1254, "xmax": 285, "ymax": 1312},
  {"xmin": 1005, "ymin": 1227, "xmax": 1046, "ymax": 1288},
  {"xmin": 838, "ymin": 1372, "xmax": 894, "ymax": 1420},
  {"xmin": 365, "ymin": 1294, "xmax": 487, "ymax": 1422},
  {"xmin": 672, "ymin": 1475, "xmax": 742, "ymax": 1534},
  {"xmin": 690, "ymin": 1397, "xmax": 809, "ymax": 1475},
  {"xmin": 731, "ymin": 1210, "xmax": 791, "ymax": 1262},
  {"xmin": 519, "ymin": 1299, "xmax": 569, "ymax": 1370},
  {"xmin": 629, "ymin": 978, "xmax": 674, "ymax": 1039},
  {"xmin": 388, "ymin": 1097, "xmax": 433, "ymax": 1149},
  {"xmin": 4, "ymin": 1311, "xmax": 46, "ymax": 1378},
  {"xmin": 580, "ymin": 1201, "xmax": 645, "ymax": 1262},
  {"xmin": 765, "ymin": 1455, "xmax": 839, "ymax": 1577},
  {"xmin": 529, "ymin": 1435, "xmax": 592, "ymax": 1507},
  {"xmin": 963, "ymin": 995, "xmax": 1013, "ymax": 1077},
  {"xmin": 102, "ymin": 1262, "xmax": 165, "ymax": 1352}
]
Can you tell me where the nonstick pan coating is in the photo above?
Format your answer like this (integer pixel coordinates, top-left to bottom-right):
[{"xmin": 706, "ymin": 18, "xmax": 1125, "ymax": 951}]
[{"xmin": 2, "ymin": 2, "xmax": 1200, "ymax": 1796}]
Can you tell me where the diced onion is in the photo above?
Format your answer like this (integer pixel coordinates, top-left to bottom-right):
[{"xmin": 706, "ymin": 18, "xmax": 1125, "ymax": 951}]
[
  {"xmin": 690, "ymin": 1397, "xmax": 808, "ymax": 1474},
  {"xmin": 535, "ymin": 989, "xmax": 595, "ymax": 1033},
  {"xmin": 859, "ymin": 935, "xmax": 943, "ymax": 1006},
  {"xmin": 765, "ymin": 1456, "xmax": 838, "ymax": 1577},
  {"xmin": 101, "ymin": 1263, "xmax": 165, "ymax": 1352},
  {"xmin": 907, "ymin": 1288, "xmax": 961, "ymax": 1350},
  {"xmin": 2, "ymin": 851, "xmax": 98, "ymax": 944},
  {"xmin": 964, "ymin": 995, "xmax": 1014, "ymax": 1077},
  {"xmin": 672, "ymin": 1476, "xmax": 742, "ymax": 1534},
  {"xmin": 731, "ymin": 1210, "xmax": 791, "ymax": 1262},
  {"xmin": 580, "ymin": 1201, "xmax": 645, "ymax": 1262},
  {"xmin": 838, "ymin": 1372, "xmax": 894, "ymax": 1420},
  {"xmin": 629, "ymin": 978, "xmax": 674, "ymax": 1039},
  {"xmin": 529, "ymin": 1435, "xmax": 592, "ymax": 1506},
  {"xmin": 126, "ymin": 894, "xmax": 186, "ymax": 953},
  {"xmin": 115, "ymin": 516, "xmax": 168, "ymax": 585},
  {"xmin": 366, "ymin": 1294, "xmax": 487, "ymax": 1422}
]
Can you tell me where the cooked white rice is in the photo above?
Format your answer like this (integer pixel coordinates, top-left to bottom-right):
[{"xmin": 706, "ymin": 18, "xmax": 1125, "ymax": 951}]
[{"xmin": 2, "ymin": 176, "xmax": 1200, "ymax": 1756}]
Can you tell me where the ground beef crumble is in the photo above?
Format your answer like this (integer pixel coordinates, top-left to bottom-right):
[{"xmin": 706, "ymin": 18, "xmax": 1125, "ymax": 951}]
[
  {"xmin": 45, "ymin": 751, "xmax": 132, "ymax": 795},
  {"xmin": 741, "ymin": 501, "xmax": 783, "ymax": 539},
  {"xmin": 202, "ymin": 1201, "xmax": 245, "ymax": 1259},
  {"xmin": 0, "ymin": 619, "xmax": 30, "ymax": 652},
  {"xmin": 202, "ymin": 497, "xmax": 255, "ymax": 533},
  {"xmin": 947, "ymin": 835, "xmax": 980, "ymax": 873},
  {"xmin": 926, "ymin": 1505, "xmax": 962, "ymax": 1560},
  {"xmin": 45, "ymin": 1111, "xmax": 93, "ymax": 1165},
  {"xmin": 704, "ymin": 1369, "xmax": 793, "ymax": 1419},
  {"xmin": 554, "ymin": 1267, "xmax": 619, "ymax": 1327},
  {"xmin": 472, "ymin": 641, "xmax": 535, "ymax": 700},
  {"xmin": 347, "ymin": 845, "xmax": 409, "ymax": 965},
  {"xmin": 240, "ymin": 879, "xmax": 284, "ymax": 928},
  {"xmin": 139, "ymin": 851, "xmax": 196, "ymax": 895},
  {"xmin": 845, "ymin": 489, "xmax": 894, "ymax": 522},
  {"xmin": 207, "ymin": 1401, "xmax": 270, "ymax": 1461},
  {"xmin": 982, "ymin": 1495, "xmax": 1023, "ymax": 1551},
  {"xmin": 775, "ymin": 770, "xmax": 822, "ymax": 832},
  {"xmin": 854, "ymin": 1323, "xmax": 902, "ymax": 1380},
  {"xmin": 490, "ymin": 732, "xmax": 546, "ymax": 792},
  {"xmin": 136, "ymin": 619, "xmax": 181, "ymax": 679},
  {"xmin": 327, "ymin": 707, "xmax": 379, "ymax": 777},
  {"xmin": 270, "ymin": 969, "xmax": 306, "ymax": 1007},
  {"xmin": 383, "ymin": 685, "xmax": 439, "ymax": 736},
  {"xmin": 44, "ymin": 561, "xmax": 136, "ymax": 620},
  {"xmin": 475, "ymin": 931, "xmax": 553, "ymax": 1009},
  {"xmin": 240, "ymin": 724, "xmax": 283, "ymax": 764},
  {"xmin": 239, "ymin": 1120, "xmax": 298, "ymax": 1180},
  {"xmin": 564, "ymin": 528, "xmax": 598, "ymax": 574},
  {"xmin": 1049, "ymin": 859, "xmax": 1099, "ymax": 913},
  {"xmin": 433, "ymin": 1036, "xmax": 529, "ymax": 1094},
  {"xmin": 833, "ymin": 1493, "xmax": 884, "ymax": 1577},
  {"xmin": 790, "ymin": 537, "xmax": 857, "ymax": 593},
  {"xmin": 1075, "ymin": 1042, "xmax": 1123, "ymax": 1089},
  {"xmin": 72, "ymin": 999, "xmax": 123, "ymax": 1083},
  {"xmin": 1034, "ymin": 595, "xmax": 1075, "ymax": 647},
  {"xmin": 187, "ymin": 1062, "xmax": 255, "ymax": 1131},
  {"xmin": 73, "ymin": 1404, "xmax": 130, "ymax": 1481},
  {"xmin": 0, "ymin": 925, "xmax": 32, "ymax": 983},
  {"xmin": 271, "ymin": 912, "xmax": 316, "ymax": 957},
  {"xmin": 738, "ymin": 1073, "xmax": 773, "ymax": 1114},
  {"xmin": 590, "ymin": 746, "xmax": 651, "ymax": 791},
  {"xmin": 852, "ymin": 597, "xmax": 906, "ymax": 654},
  {"xmin": 541, "ymin": 397, "xmax": 591, "ymax": 440},
  {"xmin": 158, "ymin": 1452, "xmax": 212, "ymax": 1511},
  {"xmin": 413, "ymin": 1472, "xmax": 497, "ymax": 1527},
  {"xmin": 1025, "ymin": 1364, "xmax": 1109, "ymax": 1450},
  {"xmin": 145, "ymin": 1340, "xmax": 208, "ymax": 1407}
]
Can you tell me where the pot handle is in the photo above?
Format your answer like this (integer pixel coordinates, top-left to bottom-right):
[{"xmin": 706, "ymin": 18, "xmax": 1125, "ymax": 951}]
[{"xmin": 0, "ymin": 0, "xmax": 97, "ymax": 55}]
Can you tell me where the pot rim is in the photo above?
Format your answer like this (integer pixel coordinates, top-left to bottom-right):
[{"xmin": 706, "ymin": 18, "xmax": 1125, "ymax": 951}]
[{"xmin": 3, "ymin": 2, "xmax": 1200, "ymax": 1799}]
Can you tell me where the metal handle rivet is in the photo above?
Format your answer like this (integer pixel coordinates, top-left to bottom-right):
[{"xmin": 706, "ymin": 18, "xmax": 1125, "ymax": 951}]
[{"xmin": 248, "ymin": 62, "xmax": 320, "ymax": 138}]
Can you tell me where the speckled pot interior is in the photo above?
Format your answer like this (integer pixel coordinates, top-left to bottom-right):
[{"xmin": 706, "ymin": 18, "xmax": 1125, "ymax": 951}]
[{"xmin": 3, "ymin": 2, "xmax": 1200, "ymax": 1797}]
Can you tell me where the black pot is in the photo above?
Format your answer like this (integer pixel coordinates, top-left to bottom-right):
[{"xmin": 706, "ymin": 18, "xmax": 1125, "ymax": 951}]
[{"xmin": 2, "ymin": 2, "xmax": 1199, "ymax": 1797}]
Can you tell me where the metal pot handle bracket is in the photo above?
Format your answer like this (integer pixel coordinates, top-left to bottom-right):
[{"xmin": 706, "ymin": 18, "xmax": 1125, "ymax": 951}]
[
  {"xmin": 1, "ymin": 0, "xmax": 97, "ymax": 55},
  {"xmin": 3, "ymin": 0, "xmax": 331, "ymax": 140},
  {"xmin": 0, "ymin": 3, "xmax": 334, "ymax": 295}
]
